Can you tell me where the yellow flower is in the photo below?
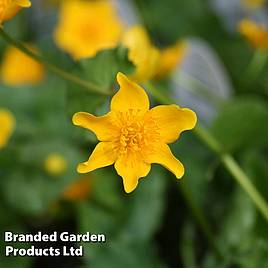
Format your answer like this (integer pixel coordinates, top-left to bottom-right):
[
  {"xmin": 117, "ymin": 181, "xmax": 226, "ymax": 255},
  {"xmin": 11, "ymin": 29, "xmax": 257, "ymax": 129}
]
[
  {"xmin": 122, "ymin": 25, "xmax": 160, "ymax": 82},
  {"xmin": 155, "ymin": 41, "xmax": 188, "ymax": 79},
  {"xmin": 54, "ymin": 0, "xmax": 124, "ymax": 59},
  {"xmin": 62, "ymin": 176, "xmax": 91, "ymax": 201},
  {"xmin": 0, "ymin": 108, "xmax": 15, "ymax": 149},
  {"xmin": 72, "ymin": 73, "xmax": 197, "ymax": 193},
  {"xmin": 242, "ymin": 0, "xmax": 265, "ymax": 9},
  {"xmin": 44, "ymin": 153, "xmax": 67, "ymax": 176},
  {"xmin": 1, "ymin": 45, "xmax": 45, "ymax": 86},
  {"xmin": 0, "ymin": 0, "xmax": 31, "ymax": 24},
  {"xmin": 238, "ymin": 19, "xmax": 268, "ymax": 51}
]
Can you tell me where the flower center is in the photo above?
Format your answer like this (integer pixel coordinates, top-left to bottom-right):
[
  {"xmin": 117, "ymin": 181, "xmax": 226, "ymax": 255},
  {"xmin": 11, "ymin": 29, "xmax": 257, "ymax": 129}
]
[
  {"xmin": 76, "ymin": 20, "xmax": 102, "ymax": 43},
  {"xmin": 113, "ymin": 109, "xmax": 160, "ymax": 156}
]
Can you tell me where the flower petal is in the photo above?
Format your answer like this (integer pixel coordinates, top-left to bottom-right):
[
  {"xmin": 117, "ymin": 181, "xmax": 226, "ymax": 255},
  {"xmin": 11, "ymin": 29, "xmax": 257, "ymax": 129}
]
[
  {"xmin": 15, "ymin": 0, "xmax": 31, "ymax": 7},
  {"xmin": 122, "ymin": 26, "xmax": 160, "ymax": 82},
  {"xmin": 148, "ymin": 104, "xmax": 197, "ymax": 143},
  {"xmin": 0, "ymin": 109, "xmax": 16, "ymax": 149},
  {"xmin": 77, "ymin": 142, "xmax": 117, "ymax": 173},
  {"xmin": 155, "ymin": 41, "xmax": 187, "ymax": 79},
  {"xmin": 72, "ymin": 111, "xmax": 116, "ymax": 141},
  {"xmin": 2, "ymin": 4, "xmax": 20, "ymax": 22},
  {"xmin": 111, "ymin": 72, "xmax": 150, "ymax": 112},
  {"xmin": 147, "ymin": 143, "xmax": 184, "ymax": 178},
  {"xmin": 115, "ymin": 154, "xmax": 151, "ymax": 193}
]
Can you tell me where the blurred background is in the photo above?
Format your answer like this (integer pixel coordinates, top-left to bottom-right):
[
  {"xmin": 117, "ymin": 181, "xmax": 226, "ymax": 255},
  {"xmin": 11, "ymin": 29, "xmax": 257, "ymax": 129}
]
[{"xmin": 0, "ymin": 0, "xmax": 268, "ymax": 267}]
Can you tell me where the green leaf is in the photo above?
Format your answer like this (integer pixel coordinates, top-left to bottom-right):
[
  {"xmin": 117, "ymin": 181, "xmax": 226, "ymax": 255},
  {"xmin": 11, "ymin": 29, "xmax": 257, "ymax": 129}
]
[
  {"xmin": 118, "ymin": 166, "xmax": 166, "ymax": 244},
  {"xmin": 219, "ymin": 188, "xmax": 256, "ymax": 249},
  {"xmin": 203, "ymin": 185, "xmax": 268, "ymax": 268},
  {"xmin": 0, "ymin": 205, "xmax": 31, "ymax": 268},
  {"xmin": 1, "ymin": 139, "xmax": 82, "ymax": 215},
  {"xmin": 79, "ymin": 46, "xmax": 134, "ymax": 89},
  {"xmin": 181, "ymin": 221, "xmax": 198, "ymax": 268},
  {"xmin": 242, "ymin": 150, "xmax": 268, "ymax": 240},
  {"xmin": 84, "ymin": 241, "xmax": 166, "ymax": 268},
  {"xmin": 171, "ymin": 133, "xmax": 211, "ymax": 205},
  {"xmin": 134, "ymin": 0, "xmax": 204, "ymax": 44},
  {"xmin": 65, "ymin": 47, "xmax": 134, "ymax": 121},
  {"xmin": 77, "ymin": 167, "xmax": 166, "ymax": 260},
  {"xmin": 211, "ymin": 97, "xmax": 268, "ymax": 152}
]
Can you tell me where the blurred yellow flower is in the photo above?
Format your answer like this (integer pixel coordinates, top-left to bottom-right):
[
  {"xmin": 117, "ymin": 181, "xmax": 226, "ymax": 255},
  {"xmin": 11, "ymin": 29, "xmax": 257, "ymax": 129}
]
[
  {"xmin": 155, "ymin": 41, "xmax": 187, "ymax": 79},
  {"xmin": 44, "ymin": 153, "xmax": 67, "ymax": 176},
  {"xmin": 62, "ymin": 176, "xmax": 91, "ymax": 201},
  {"xmin": 122, "ymin": 25, "xmax": 160, "ymax": 82},
  {"xmin": 0, "ymin": 0, "xmax": 31, "ymax": 24},
  {"xmin": 54, "ymin": 0, "xmax": 124, "ymax": 59},
  {"xmin": 242, "ymin": 0, "xmax": 265, "ymax": 9},
  {"xmin": 0, "ymin": 45, "xmax": 45, "ymax": 86},
  {"xmin": 238, "ymin": 19, "xmax": 268, "ymax": 51},
  {"xmin": 0, "ymin": 108, "xmax": 15, "ymax": 149},
  {"xmin": 72, "ymin": 72, "xmax": 197, "ymax": 193}
]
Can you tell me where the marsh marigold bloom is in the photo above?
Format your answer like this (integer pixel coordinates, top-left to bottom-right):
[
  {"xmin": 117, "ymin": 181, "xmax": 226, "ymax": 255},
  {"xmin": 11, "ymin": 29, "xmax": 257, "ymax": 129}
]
[
  {"xmin": 155, "ymin": 41, "xmax": 188, "ymax": 79},
  {"xmin": 54, "ymin": 0, "xmax": 124, "ymax": 59},
  {"xmin": 238, "ymin": 19, "xmax": 268, "ymax": 51},
  {"xmin": 242, "ymin": 0, "xmax": 265, "ymax": 9},
  {"xmin": 44, "ymin": 153, "xmax": 67, "ymax": 176},
  {"xmin": 0, "ymin": 108, "xmax": 15, "ymax": 149},
  {"xmin": 72, "ymin": 73, "xmax": 197, "ymax": 193},
  {"xmin": 0, "ymin": 0, "xmax": 31, "ymax": 24},
  {"xmin": 63, "ymin": 176, "xmax": 91, "ymax": 201},
  {"xmin": 122, "ymin": 25, "xmax": 160, "ymax": 82},
  {"xmin": 1, "ymin": 45, "xmax": 45, "ymax": 86}
]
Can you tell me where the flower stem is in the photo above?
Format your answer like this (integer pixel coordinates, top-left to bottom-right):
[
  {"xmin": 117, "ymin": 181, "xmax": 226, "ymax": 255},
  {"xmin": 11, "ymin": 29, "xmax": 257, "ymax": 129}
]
[
  {"xmin": 145, "ymin": 82, "xmax": 268, "ymax": 224},
  {"xmin": 0, "ymin": 28, "xmax": 108, "ymax": 95},
  {"xmin": 194, "ymin": 127, "xmax": 268, "ymax": 223},
  {"xmin": 243, "ymin": 49, "xmax": 268, "ymax": 86}
]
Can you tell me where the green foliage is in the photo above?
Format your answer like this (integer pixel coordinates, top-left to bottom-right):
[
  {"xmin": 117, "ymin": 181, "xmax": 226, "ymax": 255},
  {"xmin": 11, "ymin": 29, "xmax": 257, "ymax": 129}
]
[
  {"xmin": 0, "ymin": 80, "xmax": 82, "ymax": 216},
  {"xmin": 79, "ymin": 46, "xmax": 134, "ymax": 89},
  {"xmin": 78, "ymin": 167, "xmax": 166, "ymax": 267},
  {"xmin": 1, "ymin": 0, "xmax": 268, "ymax": 267},
  {"xmin": 66, "ymin": 46, "xmax": 134, "ymax": 117},
  {"xmin": 211, "ymin": 97, "xmax": 268, "ymax": 153},
  {"xmin": 134, "ymin": 0, "xmax": 205, "ymax": 45}
]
